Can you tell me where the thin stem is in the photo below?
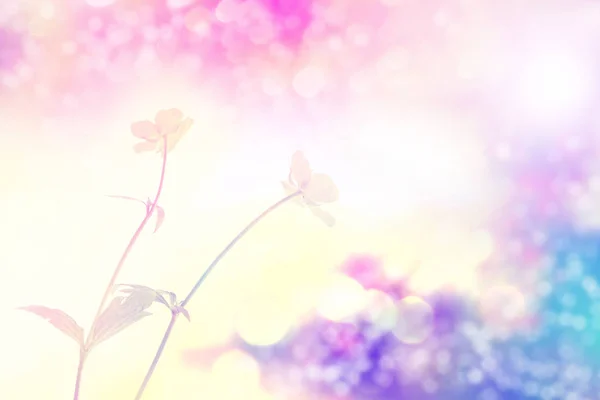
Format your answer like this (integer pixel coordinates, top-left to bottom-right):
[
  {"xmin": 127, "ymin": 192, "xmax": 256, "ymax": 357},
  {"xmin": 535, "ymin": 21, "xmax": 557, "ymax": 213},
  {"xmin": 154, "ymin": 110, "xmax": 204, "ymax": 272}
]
[
  {"xmin": 73, "ymin": 350, "xmax": 86, "ymax": 400},
  {"xmin": 134, "ymin": 190, "xmax": 301, "ymax": 400},
  {"xmin": 134, "ymin": 313, "xmax": 178, "ymax": 400},
  {"xmin": 72, "ymin": 138, "xmax": 169, "ymax": 400},
  {"xmin": 88, "ymin": 143, "xmax": 168, "ymax": 337},
  {"xmin": 181, "ymin": 190, "xmax": 302, "ymax": 307}
]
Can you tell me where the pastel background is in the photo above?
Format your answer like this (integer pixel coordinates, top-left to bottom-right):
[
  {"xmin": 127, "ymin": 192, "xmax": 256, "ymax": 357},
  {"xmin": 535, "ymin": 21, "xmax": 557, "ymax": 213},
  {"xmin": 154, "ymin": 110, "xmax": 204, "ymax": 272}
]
[{"xmin": 1, "ymin": 0, "xmax": 600, "ymax": 399}]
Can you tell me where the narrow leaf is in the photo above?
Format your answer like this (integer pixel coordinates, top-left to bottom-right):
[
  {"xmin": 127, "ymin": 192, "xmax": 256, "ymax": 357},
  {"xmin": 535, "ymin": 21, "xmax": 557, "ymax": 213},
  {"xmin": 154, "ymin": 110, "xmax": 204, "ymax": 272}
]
[
  {"xmin": 157, "ymin": 290, "xmax": 177, "ymax": 308},
  {"xmin": 153, "ymin": 205, "xmax": 165, "ymax": 233},
  {"xmin": 176, "ymin": 305, "xmax": 191, "ymax": 322},
  {"xmin": 19, "ymin": 305, "xmax": 84, "ymax": 347}
]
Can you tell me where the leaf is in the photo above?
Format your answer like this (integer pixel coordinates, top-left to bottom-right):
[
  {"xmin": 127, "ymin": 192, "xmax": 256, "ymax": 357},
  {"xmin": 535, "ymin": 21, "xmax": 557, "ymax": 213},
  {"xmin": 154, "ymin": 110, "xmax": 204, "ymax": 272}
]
[
  {"xmin": 117, "ymin": 284, "xmax": 179, "ymax": 310},
  {"xmin": 88, "ymin": 294, "xmax": 154, "ymax": 350},
  {"xmin": 153, "ymin": 205, "xmax": 165, "ymax": 233},
  {"xmin": 19, "ymin": 305, "xmax": 84, "ymax": 347},
  {"xmin": 157, "ymin": 290, "xmax": 177, "ymax": 307},
  {"xmin": 303, "ymin": 173, "xmax": 339, "ymax": 204},
  {"xmin": 176, "ymin": 305, "xmax": 191, "ymax": 322},
  {"xmin": 116, "ymin": 284, "xmax": 170, "ymax": 308},
  {"xmin": 115, "ymin": 284, "xmax": 189, "ymax": 322}
]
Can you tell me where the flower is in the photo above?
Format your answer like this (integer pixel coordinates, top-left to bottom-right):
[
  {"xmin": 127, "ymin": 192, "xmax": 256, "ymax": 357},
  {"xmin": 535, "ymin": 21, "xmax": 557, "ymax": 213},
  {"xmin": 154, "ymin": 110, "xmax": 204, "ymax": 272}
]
[
  {"xmin": 282, "ymin": 151, "xmax": 339, "ymax": 226},
  {"xmin": 131, "ymin": 108, "xmax": 194, "ymax": 154}
]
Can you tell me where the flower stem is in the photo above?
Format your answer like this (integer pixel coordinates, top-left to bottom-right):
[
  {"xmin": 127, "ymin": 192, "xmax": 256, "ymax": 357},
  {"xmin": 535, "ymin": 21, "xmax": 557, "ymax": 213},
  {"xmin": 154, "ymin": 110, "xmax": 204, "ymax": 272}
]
[
  {"xmin": 72, "ymin": 138, "xmax": 169, "ymax": 400},
  {"xmin": 134, "ymin": 190, "xmax": 301, "ymax": 400},
  {"xmin": 72, "ymin": 350, "xmax": 86, "ymax": 400},
  {"xmin": 181, "ymin": 190, "xmax": 302, "ymax": 307},
  {"xmin": 134, "ymin": 313, "xmax": 178, "ymax": 400}
]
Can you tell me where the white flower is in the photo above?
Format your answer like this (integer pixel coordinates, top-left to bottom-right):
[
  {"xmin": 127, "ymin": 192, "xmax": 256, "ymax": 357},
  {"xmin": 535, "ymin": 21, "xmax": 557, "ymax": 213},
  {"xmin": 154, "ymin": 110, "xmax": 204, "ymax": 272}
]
[
  {"xmin": 282, "ymin": 151, "xmax": 338, "ymax": 226},
  {"xmin": 130, "ymin": 108, "xmax": 194, "ymax": 154}
]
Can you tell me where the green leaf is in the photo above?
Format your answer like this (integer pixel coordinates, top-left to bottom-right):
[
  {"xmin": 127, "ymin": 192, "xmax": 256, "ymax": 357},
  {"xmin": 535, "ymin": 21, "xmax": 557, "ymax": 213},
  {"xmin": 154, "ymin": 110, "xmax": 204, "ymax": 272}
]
[
  {"xmin": 157, "ymin": 289, "xmax": 177, "ymax": 307},
  {"xmin": 174, "ymin": 305, "xmax": 191, "ymax": 322},
  {"xmin": 116, "ymin": 284, "xmax": 191, "ymax": 321},
  {"xmin": 117, "ymin": 284, "xmax": 173, "ymax": 308},
  {"xmin": 19, "ymin": 305, "xmax": 84, "ymax": 347},
  {"xmin": 87, "ymin": 294, "xmax": 153, "ymax": 350}
]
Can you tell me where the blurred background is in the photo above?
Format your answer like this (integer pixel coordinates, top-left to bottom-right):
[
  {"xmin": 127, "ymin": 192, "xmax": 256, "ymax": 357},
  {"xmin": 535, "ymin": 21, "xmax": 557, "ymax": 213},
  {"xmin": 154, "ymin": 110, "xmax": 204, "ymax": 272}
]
[{"xmin": 1, "ymin": 0, "xmax": 600, "ymax": 399}]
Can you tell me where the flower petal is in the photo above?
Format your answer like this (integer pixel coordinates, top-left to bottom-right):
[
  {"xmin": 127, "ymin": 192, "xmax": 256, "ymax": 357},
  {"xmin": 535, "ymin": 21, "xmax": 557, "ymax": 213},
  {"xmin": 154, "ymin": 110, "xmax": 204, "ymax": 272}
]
[
  {"xmin": 163, "ymin": 117, "xmax": 193, "ymax": 153},
  {"xmin": 131, "ymin": 121, "xmax": 160, "ymax": 141},
  {"xmin": 155, "ymin": 108, "xmax": 184, "ymax": 135},
  {"xmin": 133, "ymin": 141, "xmax": 157, "ymax": 153},
  {"xmin": 290, "ymin": 151, "xmax": 312, "ymax": 187},
  {"xmin": 309, "ymin": 206, "xmax": 336, "ymax": 227},
  {"xmin": 303, "ymin": 173, "xmax": 338, "ymax": 203}
]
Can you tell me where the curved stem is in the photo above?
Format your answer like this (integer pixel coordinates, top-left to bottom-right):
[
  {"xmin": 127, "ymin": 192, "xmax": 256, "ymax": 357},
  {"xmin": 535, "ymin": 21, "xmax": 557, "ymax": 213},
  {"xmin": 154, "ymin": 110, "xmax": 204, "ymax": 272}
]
[
  {"xmin": 72, "ymin": 138, "xmax": 169, "ymax": 400},
  {"xmin": 181, "ymin": 190, "xmax": 301, "ymax": 307},
  {"xmin": 134, "ymin": 190, "xmax": 301, "ymax": 400},
  {"xmin": 134, "ymin": 313, "xmax": 178, "ymax": 400}
]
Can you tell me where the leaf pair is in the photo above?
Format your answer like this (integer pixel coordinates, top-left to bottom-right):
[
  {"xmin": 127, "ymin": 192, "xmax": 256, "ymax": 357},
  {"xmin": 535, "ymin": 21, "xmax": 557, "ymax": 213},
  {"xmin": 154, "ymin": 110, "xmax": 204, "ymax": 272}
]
[
  {"xmin": 18, "ymin": 296, "xmax": 150, "ymax": 351},
  {"xmin": 18, "ymin": 284, "xmax": 182, "ymax": 352}
]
